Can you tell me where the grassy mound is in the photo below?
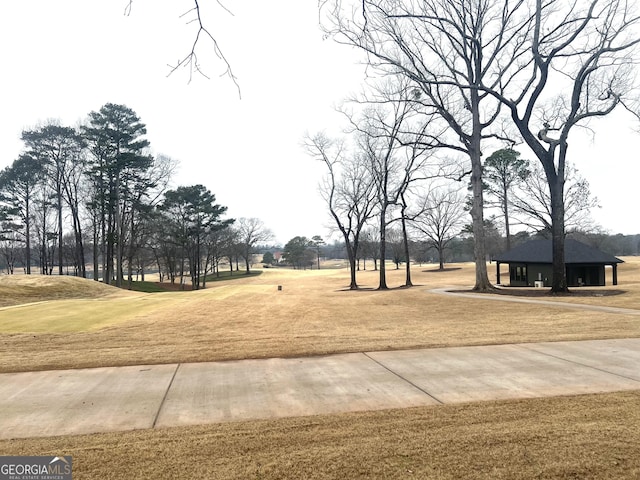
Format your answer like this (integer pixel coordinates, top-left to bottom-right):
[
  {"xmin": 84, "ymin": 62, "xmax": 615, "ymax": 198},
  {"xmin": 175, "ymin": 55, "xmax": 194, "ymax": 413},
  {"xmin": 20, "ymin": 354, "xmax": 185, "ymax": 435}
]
[{"xmin": 0, "ymin": 274, "xmax": 134, "ymax": 308}]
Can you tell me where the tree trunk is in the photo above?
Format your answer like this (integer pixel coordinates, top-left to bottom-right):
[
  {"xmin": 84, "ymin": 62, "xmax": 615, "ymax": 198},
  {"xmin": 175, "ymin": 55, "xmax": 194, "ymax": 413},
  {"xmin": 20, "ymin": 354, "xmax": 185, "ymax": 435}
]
[
  {"xmin": 469, "ymin": 92, "xmax": 493, "ymax": 291},
  {"xmin": 202, "ymin": 250, "xmax": 210, "ymax": 289},
  {"xmin": 57, "ymin": 181, "xmax": 63, "ymax": 276},
  {"xmin": 40, "ymin": 209, "xmax": 47, "ymax": 274},
  {"xmin": 400, "ymin": 201, "xmax": 413, "ymax": 287},
  {"xmin": 438, "ymin": 241, "xmax": 445, "ymax": 270},
  {"xmin": 115, "ymin": 179, "xmax": 124, "ymax": 288},
  {"xmin": 92, "ymin": 214, "xmax": 99, "ymax": 281},
  {"xmin": 347, "ymin": 247, "xmax": 358, "ymax": 290},
  {"xmin": 126, "ymin": 242, "xmax": 134, "ymax": 290},
  {"xmin": 74, "ymin": 225, "xmax": 86, "ymax": 278},
  {"xmin": 105, "ymin": 205, "xmax": 113, "ymax": 285},
  {"xmin": 126, "ymin": 203, "xmax": 136, "ymax": 290},
  {"xmin": 25, "ymin": 195, "xmax": 31, "ymax": 275},
  {"xmin": 470, "ymin": 162, "xmax": 492, "ymax": 290},
  {"xmin": 155, "ymin": 252, "xmax": 163, "ymax": 282},
  {"xmin": 503, "ymin": 193, "xmax": 511, "ymax": 251},
  {"xmin": 549, "ymin": 169, "xmax": 568, "ymax": 292},
  {"xmin": 195, "ymin": 239, "xmax": 201, "ymax": 289},
  {"xmin": 378, "ymin": 209, "xmax": 388, "ymax": 290}
]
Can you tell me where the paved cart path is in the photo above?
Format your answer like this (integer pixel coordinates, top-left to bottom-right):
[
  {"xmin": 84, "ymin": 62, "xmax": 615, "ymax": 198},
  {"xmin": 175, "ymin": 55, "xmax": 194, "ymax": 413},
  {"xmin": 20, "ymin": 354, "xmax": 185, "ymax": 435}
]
[
  {"xmin": 429, "ymin": 287, "xmax": 640, "ymax": 315},
  {"xmin": 1, "ymin": 338, "xmax": 639, "ymax": 440}
]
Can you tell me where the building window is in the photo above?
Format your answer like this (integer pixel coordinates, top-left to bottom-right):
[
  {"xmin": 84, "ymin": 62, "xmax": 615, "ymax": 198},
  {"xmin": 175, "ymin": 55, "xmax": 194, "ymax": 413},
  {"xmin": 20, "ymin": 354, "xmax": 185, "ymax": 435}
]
[{"xmin": 511, "ymin": 265, "xmax": 527, "ymax": 282}]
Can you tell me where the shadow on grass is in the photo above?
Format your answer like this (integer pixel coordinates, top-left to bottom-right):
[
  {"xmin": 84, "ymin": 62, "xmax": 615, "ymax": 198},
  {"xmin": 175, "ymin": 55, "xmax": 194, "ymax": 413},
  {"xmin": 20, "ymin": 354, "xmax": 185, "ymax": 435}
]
[
  {"xmin": 452, "ymin": 287, "xmax": 627, "ymax": 298},
  {"xmin": 336, "ymin": 284, "xmax": 425, "ymax": 292},
  {"xmin": 127, "ymin": 271, "xmax": 263, "ymax": 292},
  {"xmin": 422, "ymin": 267, "xmax": 462, "ymax": 273},
  {"xmin": 205, "ymin": 270, "xmax": 263, "ymax": 283}
]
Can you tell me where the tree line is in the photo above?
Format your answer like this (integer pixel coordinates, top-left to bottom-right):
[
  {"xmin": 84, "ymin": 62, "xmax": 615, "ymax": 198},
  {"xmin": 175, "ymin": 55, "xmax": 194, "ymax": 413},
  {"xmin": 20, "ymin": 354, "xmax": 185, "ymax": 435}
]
[
  {"xmin": 0, "ymin": 103, "xmax": 272, "ymax": 288},
  {"xmin": 279, "ymin": 228, "xmax": 639, "ymax": 275}
]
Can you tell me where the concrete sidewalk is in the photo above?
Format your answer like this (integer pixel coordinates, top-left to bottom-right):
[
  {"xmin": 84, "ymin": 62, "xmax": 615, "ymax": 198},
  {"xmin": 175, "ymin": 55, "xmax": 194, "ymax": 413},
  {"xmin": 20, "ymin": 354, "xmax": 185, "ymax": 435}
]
[{"xmin": 1, "ymin": 338, "xmax": 639, "ymax": 440}]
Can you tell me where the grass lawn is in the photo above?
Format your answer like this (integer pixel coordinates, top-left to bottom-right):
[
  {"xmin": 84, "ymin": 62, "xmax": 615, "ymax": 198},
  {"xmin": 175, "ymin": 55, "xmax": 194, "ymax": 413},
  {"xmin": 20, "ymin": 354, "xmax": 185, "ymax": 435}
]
[{"xmin": 1, "ymin": 259, "xmax": 639, "ymax": 478}]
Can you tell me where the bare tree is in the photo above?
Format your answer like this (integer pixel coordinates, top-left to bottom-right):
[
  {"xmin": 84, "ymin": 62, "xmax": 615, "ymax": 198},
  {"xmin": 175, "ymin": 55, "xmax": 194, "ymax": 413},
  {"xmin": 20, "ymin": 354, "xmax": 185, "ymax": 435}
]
[
  {"xmin": 202, "ymin": 224, "xmax": 232, "ymax": 282},
  {"xmin": 385, "ymin": 227, "xmax": 405, "ymax": 269},
  {"xmin": 357, "ymin": 104, "xmax": 406, "ymax": 289},
  {"xmin": 235, "ymin": 217, "xmax": 273, "ymax": 274},
  {"xmin": 0, "ymin": 232, "xmax": 21, "ymax": 274},
  {"xmin": 359, "ymin": 227, "xmax": 380, "ymax": 271},
  {"xmin": 396, "ymin": 120, "xmax": 444, "ymax": 286},
  {"xmin": 511, "ymin": 162, "xmax": 599, "ymax": 236},
  {"xmin": 60, "ymin": 146, "xmax": 89, "ymax": 278},
  {"xmin": 485, "ymin": 0, "xmax": 640, "ymax": 291},
  {"xmin": 304, "ymin": 133, "xmax": 377, "ymax": 289},
  {"xmin": 413, "ymin": 186, "xmax": 467, "ymax": 270},
  {"xmin": 324, "ymin": 0, "xmax": 533, "ymax": 291}
]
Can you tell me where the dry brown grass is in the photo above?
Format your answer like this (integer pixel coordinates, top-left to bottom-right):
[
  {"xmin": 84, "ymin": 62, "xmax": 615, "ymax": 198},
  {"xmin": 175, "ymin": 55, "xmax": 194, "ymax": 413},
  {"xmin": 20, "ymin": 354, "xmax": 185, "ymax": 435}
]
[
  {"xmin": 2, "ymin": 391, "xmax": 639, "ymax": 479},
  {"xmin": 2, "ymin": 260, "xmax": 640, "ymax": 479},
  {"xmin": 1, "ymin": 260, "xmax": 639, "ymax": 373}
]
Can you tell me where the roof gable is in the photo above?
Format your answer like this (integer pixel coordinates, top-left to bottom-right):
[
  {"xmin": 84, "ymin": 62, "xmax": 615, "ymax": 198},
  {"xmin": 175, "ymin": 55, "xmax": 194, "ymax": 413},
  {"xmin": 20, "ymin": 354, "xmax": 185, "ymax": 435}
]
[{"xmin": 493, "ymin": 239, "xmax": 623, "ymax": 264}]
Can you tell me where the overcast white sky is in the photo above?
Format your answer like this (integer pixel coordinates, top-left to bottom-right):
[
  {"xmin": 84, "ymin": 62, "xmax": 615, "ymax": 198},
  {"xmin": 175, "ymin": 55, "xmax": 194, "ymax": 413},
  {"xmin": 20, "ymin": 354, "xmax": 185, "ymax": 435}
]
[{"xmin": 1, "ymin": 1, "xmax": 639, "ymax": 245}]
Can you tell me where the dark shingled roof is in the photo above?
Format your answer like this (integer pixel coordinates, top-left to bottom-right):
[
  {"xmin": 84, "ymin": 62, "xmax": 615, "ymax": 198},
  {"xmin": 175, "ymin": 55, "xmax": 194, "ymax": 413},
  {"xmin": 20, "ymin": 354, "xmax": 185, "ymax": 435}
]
[{"xmin": 493, "ymin": 239, "xmax": 623, "ymax": 264}]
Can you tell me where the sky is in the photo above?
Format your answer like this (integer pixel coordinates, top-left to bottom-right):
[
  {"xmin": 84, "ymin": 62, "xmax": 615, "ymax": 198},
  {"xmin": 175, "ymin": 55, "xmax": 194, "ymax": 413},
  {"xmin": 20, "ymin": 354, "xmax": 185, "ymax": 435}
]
[{"xmin": 1, "ymin": 1, "xmax": 639, "ymax": 245}]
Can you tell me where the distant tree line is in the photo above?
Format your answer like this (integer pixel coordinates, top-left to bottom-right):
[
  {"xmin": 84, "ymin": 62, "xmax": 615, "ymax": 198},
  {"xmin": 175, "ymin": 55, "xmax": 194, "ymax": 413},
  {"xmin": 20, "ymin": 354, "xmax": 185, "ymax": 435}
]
[
  {"xmin": 0, "ymin": 103, "xmax": 272, "ymax": 288},
  {"xmin": 295, "ymin": 229, "xmax": 639, "ymax": 274}
]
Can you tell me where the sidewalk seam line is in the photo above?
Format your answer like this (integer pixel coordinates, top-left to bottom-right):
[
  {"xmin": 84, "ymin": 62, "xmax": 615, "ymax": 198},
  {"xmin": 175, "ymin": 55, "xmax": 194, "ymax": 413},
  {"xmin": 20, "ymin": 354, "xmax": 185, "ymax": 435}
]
[
  {"xmin": 520, "ymin": 345, "xmax": 640, "ymax": 384},
  {"xmin": 362, "ymin": 352, "xmax": 444, "ymax": 405},
  {"xmin": 153, "ymin": 363, "xmax": 181, "ymax": 428}
]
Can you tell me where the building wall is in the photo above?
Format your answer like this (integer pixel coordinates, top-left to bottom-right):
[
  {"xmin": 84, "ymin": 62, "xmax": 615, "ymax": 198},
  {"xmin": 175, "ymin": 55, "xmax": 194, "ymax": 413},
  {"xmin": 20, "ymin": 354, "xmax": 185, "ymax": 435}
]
[
  {"xmin": 508, "ymin": 263, "xmax": 606, "ymax": 287},
  {"xmin": 508, "ymin": 263, "xmax": 553, "ymax": 287},
  {"xmin": 567, "ymin": 265, "xmax": 605, "ymax": 286}
]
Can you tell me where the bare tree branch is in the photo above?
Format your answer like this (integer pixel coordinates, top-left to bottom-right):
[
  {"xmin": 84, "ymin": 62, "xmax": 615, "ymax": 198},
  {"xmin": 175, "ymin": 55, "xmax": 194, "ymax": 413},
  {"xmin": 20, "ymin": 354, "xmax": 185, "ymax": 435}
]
[{"xmin": 125, "ymin": 1, "xmax": 240, "ymax": 96}]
